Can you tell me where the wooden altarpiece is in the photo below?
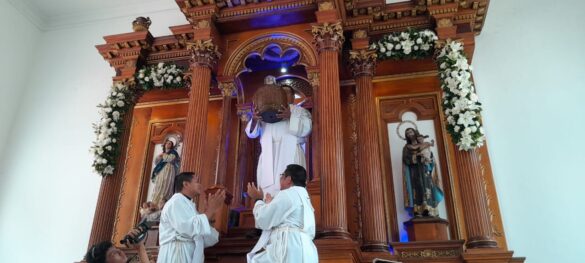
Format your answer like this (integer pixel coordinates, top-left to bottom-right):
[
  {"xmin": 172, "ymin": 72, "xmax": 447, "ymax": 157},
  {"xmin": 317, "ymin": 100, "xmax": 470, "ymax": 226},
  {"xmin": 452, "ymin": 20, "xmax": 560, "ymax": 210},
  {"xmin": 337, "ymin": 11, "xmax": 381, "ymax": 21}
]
[{"xmin": 86, "ymin": 0, "xmax": 525, "ymax": 262}]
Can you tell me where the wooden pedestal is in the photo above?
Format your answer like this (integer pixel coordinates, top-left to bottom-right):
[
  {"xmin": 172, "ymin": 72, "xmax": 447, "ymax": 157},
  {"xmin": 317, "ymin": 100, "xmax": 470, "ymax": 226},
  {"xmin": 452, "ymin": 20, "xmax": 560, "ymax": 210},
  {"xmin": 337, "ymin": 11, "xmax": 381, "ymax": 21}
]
[{"xmin": 405, "ymin": 217, "xmax": 449, "ymax": 241}]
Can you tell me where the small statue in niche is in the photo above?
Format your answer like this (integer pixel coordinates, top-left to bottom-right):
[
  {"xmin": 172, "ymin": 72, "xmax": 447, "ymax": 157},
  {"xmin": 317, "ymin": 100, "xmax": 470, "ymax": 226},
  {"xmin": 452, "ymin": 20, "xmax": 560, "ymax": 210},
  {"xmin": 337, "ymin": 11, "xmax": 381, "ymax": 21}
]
[
  {"xmin": 402, "ymin": 127, "xmax": 444, "ymax": 217},
  {"xmin": 151, "ymin": 139, "xmax": 181, "ymax": 204}
]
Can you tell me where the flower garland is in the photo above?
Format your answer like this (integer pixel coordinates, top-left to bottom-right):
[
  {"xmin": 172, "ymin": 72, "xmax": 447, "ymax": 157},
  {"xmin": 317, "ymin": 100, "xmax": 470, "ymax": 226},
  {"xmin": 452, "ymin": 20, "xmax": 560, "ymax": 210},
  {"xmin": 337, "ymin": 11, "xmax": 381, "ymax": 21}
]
[
  {"xmin": 437, "ymin": 41, "xmax": 485, "ymax": 150},
  {"xmin": 91, "ymin": 82, "xmax": 134, "ymax": 176},
  {"xmin": 91, "ymin": 62, "xmax": 186, "ymax": 176},
  {"xmin": 370, "ymin": 29, "xmax": 485, "ymax": 151},
  {"xmin": 370, "ymin": 28, "xmax": 438, "ymax": 60},
  {"xmin": 136, "ymin": 62, "xmax": 185, "ymax": 90}
]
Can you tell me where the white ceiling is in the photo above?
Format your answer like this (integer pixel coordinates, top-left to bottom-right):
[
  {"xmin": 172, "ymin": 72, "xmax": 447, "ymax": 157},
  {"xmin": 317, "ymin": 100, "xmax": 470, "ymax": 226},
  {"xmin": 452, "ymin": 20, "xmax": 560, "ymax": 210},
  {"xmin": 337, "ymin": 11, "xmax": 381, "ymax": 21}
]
[{"xmin": 7, "ymin": 0, "xmax": 179, "ymax": 31}]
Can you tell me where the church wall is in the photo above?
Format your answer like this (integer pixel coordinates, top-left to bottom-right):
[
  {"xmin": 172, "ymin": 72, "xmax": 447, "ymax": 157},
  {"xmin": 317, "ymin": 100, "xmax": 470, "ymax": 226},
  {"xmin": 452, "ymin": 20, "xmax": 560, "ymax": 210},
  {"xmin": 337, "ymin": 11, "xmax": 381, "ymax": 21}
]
[
  {"xmin": 473, "ymin": 0, "xmax": 585, "ymax": 262},
  {"xmin": 0, "ymin": 0, "xmax": 41, "ymax": 182},
  {"xmin": 0, "ymin": 8, "xmax": 188, "ymax": 263},
  {"xmin": 0, "ymin": 0, "xmax": 584, "ymax": 262}
]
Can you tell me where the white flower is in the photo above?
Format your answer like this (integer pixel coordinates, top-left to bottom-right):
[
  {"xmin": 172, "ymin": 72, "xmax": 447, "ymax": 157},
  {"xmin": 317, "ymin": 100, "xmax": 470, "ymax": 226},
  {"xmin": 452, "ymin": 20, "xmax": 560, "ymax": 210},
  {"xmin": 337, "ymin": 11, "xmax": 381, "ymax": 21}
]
[
  {"xmin": 395, "ymin": 44, "xmax": 402, "ymax": 50},
  {"xmin": 105, "ymin": 107, "xmax": 112, "ymax": 113},
  {"xmin": 110, "ymin": 122, "xmax": 116, "ymax": 127},
  {"xmin": 117, "ymin": 101, "xmax": 125, "ymax": 107},
  {"xmin": 421, "ymin": 43, "xmax": 430, "ymax": 50},
  {"xmin": 385, "ymin": 43, "xmax": 394, "ymax": 50},
  {"xmin": 105, "ymin": 146, "xmax": 112, "ymax": 151},
  {"xmin": 471, "ymin": 126, "xmax": 478, "ymax": 133},
  {"xmin": 457, "ymin": 111, "xmax": 476, "ymax": 127},
  {"xmin": 104, "ymin": 165, "xmax": 115, "ymax": 175},
  {"xmin": 479, "ymin": 127, "xmax": 485, "ymax": 134},
  {"xmin": 113, "ymin": 138, "xmax": 117, "ymax": 143},
  {"xmin": 144, "ymin": 77, "xmax": 149, "ymax": 81},
  {"xmin": 158, "ymin": 62, "xmax": 164, "ymax": 68},
  {"xmin": 470, "ymin": 93, "xmax": 479, "ymax": 102},
  {"xmin": 454, "ymin": 125, "xmax": 461, "ymax": 132},
  {"xmin": 416, "ymin": 38, "xmax": 422, "ymax": 44},
  {"xmin": 176, "ymin": 76, "xmax": 182, "ymax": 82},
  {"xmin": 380, "ymin": 46, "xmax": 386, "ymax": 53}
]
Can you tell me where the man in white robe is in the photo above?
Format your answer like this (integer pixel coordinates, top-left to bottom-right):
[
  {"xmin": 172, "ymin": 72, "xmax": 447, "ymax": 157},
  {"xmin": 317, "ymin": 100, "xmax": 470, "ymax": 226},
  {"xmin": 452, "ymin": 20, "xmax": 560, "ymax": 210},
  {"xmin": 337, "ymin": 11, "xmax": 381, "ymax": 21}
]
[
  {"xmin": 246, "ymin": 83, "xmax": 312, "ymax": 197},
  {"xmin": 157, "ymin": 172, "xmax": 225, "ymax": 263},
  {"xmin": 246, "ymin": 164, "xmax": 318, "ymax": 263}
]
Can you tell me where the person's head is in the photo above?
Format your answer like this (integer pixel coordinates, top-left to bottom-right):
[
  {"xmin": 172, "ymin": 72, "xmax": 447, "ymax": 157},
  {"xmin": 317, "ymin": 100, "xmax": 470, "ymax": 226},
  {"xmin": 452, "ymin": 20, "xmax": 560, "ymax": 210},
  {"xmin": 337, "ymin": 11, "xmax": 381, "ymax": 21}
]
[
  {"xmin": 405, "ymin": 128, "xmax": 421, "ymax": 144},
  {"xmin": 148, "ymin": 202, "xmax": 158, "ymax": 212},
  {"xmin": 158, "ymin": 198, "xmax": 167, "ymax": 210},
  {"xmin": 280, "ymin": 164, "xmax": 307, "ymax": 190},
  {"xmin": 416, "ymin": 134, "xmax": 428, "ymax": 144},
  {"xmin": 282, "ymin": 85, "xmax": 294, "ymax": 104},
  {"xmin": 85, "ymin": 241, "xmax": 127, "ymax": 263},
  {"xmin": 162, "ymin": 139, "xmax": 175, "ymax": 152},
  {"xmin": 174, "ymin": 172, "xmax": 203, "ymax": 197}
]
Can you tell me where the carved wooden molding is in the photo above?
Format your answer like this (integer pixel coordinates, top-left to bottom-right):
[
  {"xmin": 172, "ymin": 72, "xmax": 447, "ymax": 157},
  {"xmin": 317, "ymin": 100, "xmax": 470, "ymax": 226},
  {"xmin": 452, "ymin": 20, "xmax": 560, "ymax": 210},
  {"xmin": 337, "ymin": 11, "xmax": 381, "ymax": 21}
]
[
  {"xmin": 219, "ymin": 81, "xmax": 237, "ymax": 97},
  {"xmin": 348, "ymin": 49, "xmax": 377, "ymax": 77},
  {"xmin": 186, "ymin": 39, "xmax": 221, "ymax": 68},
  {"xmin": 312, "ymin": 22, "xmax": 345, "ymax": 52}
]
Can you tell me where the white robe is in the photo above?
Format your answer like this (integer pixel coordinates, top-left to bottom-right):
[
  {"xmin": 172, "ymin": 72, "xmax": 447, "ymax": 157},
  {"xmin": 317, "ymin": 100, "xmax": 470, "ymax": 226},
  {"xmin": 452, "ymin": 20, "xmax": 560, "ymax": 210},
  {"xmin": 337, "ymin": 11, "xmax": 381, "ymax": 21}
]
[
  {"xmin": 247, "ymin": 186, "xmax": 318, "ymax": 263},
  {"xmin": 157, "ymin": 193, "xmax": 219, "ymax": 263},
  {"xmin": 245, "ymin": 104, "xmax": 312, "ymax": 196}
]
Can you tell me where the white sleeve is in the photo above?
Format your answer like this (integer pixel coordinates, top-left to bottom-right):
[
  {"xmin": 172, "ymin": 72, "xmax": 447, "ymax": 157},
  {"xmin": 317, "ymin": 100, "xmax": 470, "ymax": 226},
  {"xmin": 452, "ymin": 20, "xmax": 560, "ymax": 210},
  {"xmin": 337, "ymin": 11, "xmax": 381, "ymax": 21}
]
[
  {"xmin": 245, "ymin": 119, "xmax": 261, "ymax": 138},
  {"xmin": 253, "ymin": 191, "xmax": 296, "ymax": 230},
  {"xmin": 203, "ymin": 227, "xmax": 219, "ymax": 248},
  {"xmin": 166, "ymin": 199, "xmax": 211, "ymax": 239},
  {"xmin": 288, "ymin": 106, "xmax": 312, "ymax": 137}
]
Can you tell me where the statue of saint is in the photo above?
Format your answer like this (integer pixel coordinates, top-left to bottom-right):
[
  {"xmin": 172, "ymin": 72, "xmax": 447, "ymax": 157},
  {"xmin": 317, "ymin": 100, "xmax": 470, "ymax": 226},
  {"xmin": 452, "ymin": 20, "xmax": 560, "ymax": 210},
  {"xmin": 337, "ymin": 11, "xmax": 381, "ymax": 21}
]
[
  {"xmin": 402, "ymin": 128, "xmax": 444, "ymax": 217},
  {"xmin": 151, "ymin": 139, "xmax": 181, "ymax": 204}
]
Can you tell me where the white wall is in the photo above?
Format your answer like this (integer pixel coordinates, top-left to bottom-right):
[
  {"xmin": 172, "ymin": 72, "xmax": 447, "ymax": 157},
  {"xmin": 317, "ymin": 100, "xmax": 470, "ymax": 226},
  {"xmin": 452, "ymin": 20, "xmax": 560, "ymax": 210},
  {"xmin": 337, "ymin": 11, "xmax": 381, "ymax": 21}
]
[
  {"xmin": 473, "ymin": 0, "xmax": 585, "ymax": 262},
  {"xmin": 1, "ymin": 0, "xmax": 583, "ymax": 262},
  {"xmin": 0, "ymin": 0, "xmax": 41, "ymax": 176},
  {"xmin": 0, "ymin": 6, "xmax": 187, "ymax": 263}
]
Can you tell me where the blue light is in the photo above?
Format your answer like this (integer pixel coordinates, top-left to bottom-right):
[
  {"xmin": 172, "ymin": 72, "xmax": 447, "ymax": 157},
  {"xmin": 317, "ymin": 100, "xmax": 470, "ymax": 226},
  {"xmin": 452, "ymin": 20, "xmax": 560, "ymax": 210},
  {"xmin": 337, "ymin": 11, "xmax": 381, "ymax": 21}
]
[{"xmin": 280, "ymin": 67, "xmax": 287, "ymax": 73}]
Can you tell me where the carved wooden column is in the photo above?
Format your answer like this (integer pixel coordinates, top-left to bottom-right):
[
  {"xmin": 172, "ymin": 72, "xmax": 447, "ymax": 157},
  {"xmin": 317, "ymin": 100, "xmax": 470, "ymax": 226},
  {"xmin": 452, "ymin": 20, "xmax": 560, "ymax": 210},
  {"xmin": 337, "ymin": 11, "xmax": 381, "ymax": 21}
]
[
  {"xmin": 215, "ymin": 81, "xmax": 236, "ymax": 185},
  {"xmin": 312, "ymin": 21, "xmax": 350, "ymax": 239},
  {"xmin": 234, "ymin": 105, "xmax": 252, "ymax": 207},
  {"xmin": 454, "ymin": 149, "xmax": 498, "ymax": 249},
  {"xmin": 307, "ymin": 69, "xmax": 320, "ymax": 183},
  {"xmin": 90, "ymin": 29, "xmax": 152, "ymax": 247},
  {"xmin": 181, "ymin": 39, "xmax": 220, "ymax": 175},
  {"xmin": 349, "ymin": 31, "xmax": 388, "ymax": 251}
]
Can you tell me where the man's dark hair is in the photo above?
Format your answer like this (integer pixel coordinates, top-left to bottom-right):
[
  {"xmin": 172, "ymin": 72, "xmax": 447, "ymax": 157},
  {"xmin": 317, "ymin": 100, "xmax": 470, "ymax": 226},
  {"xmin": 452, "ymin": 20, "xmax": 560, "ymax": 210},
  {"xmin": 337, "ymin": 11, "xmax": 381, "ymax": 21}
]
[
  {"xmin": 283, "ymin": 164, "xmax": 307, "ymax": 187},
  {"xmin": 174, "ymin": 172, "xmax": 195, "ymax": 193},
  {"xmin": 84, "ymin": 241, "xmax": 112, "ymax": 263}
]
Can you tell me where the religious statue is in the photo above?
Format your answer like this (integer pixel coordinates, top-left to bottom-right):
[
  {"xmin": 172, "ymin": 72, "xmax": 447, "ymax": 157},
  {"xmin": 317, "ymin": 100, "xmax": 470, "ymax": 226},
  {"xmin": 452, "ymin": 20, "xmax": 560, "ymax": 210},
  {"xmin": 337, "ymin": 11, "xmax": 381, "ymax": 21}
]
[
  {"xmin": 402, "ymin": 127, "xmax": 444, "ymax": 217},
  {"xmin": 151, "ymin": 139, "xmax": 181, "ymax": 204},
  {"xmin": 246, "ymin": 75, "xmax": 312, "ymax": 196}
]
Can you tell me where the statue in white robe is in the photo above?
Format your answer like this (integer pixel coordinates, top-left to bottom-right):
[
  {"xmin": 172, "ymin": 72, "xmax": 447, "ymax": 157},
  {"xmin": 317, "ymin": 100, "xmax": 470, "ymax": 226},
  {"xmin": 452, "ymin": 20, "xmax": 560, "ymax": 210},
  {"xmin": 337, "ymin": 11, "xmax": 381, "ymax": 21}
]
[
  {"xmin": 157, "ymin": 193, "xmax": 219, "ymax": 263},
  {"xmin": 245, "ymin": 104, "xmax": 312, "ymax": 196},
  {"xmin": 247, "ymin": 186, "xmax": 318, "ymax": 263}
]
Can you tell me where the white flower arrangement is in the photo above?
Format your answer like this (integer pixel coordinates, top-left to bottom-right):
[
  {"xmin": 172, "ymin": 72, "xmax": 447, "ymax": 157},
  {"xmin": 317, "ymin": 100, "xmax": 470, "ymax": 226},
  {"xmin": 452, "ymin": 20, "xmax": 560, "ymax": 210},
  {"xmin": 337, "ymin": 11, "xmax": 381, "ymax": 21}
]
[
  {"xmin": 369, "ymin": 29, "xmax": 485, "ymax": 151},
  {"xmin": 136, "ymin": 62, "xmax": 185, "ymax": 90},
  {"xmin": 370, "ymin": 28, "xmax": 438, "ymax": 60},
  {"xmin": 437, "ymin": 41, "xmax": 485, "ymax": 150},
  {"xmin": 91, "ymin": 82, "xmax": 134, "ymax": 176},
  {"xmin": 92, "ymin": 62, "xmax": 186, "ymax": 176}
]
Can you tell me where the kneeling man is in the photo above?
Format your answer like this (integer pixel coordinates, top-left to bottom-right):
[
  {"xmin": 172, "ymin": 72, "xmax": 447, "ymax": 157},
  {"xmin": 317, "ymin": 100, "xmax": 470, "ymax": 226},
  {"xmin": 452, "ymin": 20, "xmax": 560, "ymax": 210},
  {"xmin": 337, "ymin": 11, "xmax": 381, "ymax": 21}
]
[
  {"xmin": 157, "ymin": 172, "xmax": 225, "ymax": 263},
  {"xmin": 246, "ymin": 164, "xmax": 318, "ymax": 263}
]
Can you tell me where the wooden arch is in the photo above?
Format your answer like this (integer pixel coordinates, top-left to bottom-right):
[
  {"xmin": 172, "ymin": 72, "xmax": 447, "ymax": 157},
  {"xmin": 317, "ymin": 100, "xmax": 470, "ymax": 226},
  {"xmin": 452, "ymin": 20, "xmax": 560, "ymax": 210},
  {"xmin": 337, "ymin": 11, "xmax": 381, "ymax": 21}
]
[{"xmin": 223, "ymin": 32, "xmax": 318, "ymax": 77}]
